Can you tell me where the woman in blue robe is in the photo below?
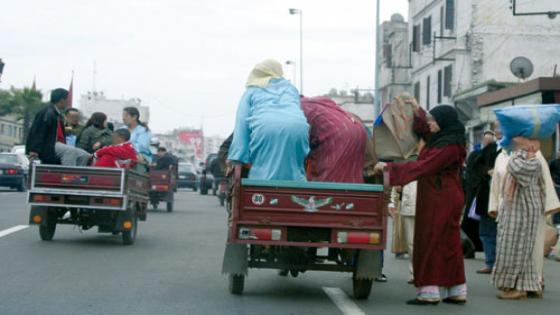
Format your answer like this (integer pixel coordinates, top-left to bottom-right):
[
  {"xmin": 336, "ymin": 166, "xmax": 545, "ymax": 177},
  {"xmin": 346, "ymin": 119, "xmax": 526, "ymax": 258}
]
[{"xmin": 228, "ymin": 59, "xmax": 310, "ymax": 180}]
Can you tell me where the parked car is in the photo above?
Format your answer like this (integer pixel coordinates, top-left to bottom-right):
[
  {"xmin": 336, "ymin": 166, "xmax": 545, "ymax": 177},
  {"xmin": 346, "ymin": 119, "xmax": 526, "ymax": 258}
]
[
  {"xmin": 0, "ymin": 153, "xmax": 27, "ymax": 191},
  {"xmin": 177, "ymin": 162, "xmax": 198, "ymax": 191},
  {"xmin": 9, "ymin": 145, "xmax": 30, "ymax": 175}
]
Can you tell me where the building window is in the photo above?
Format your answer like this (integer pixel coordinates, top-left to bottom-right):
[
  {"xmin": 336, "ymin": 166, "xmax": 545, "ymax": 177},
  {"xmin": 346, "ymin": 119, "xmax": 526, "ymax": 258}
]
[
  {"xmin": 0, "ymin": 123, "xmax": 4, "ymax": 135},
  {"xmin": 444, "ymin": 65, "xmax": 453, "ymax": 97},
  {"xmin": 412, "ymin": 24, "xmax": 421, "ymax": 52},
  {"xmin": 438, "ymin": 69, "xmax": 443, "ymax": 103},
  {"xmin": 445, "ymin": 0, "xmax": 455, "ymax": 31},
  {"xmin": 414, "ymin": 82, "xmax": 421, "ymax": 103},
  {"xmin": 383, "ymin": 44, "xmax": 392, "ymax": 67},
  {"xmin": 440, "ymin": 6, "xmax": 444, "ymax": 35},
  {"xmin": 422, "ymin": 16, "xmax": 432, "ymax": 45},
  {"xmin": 426, "ymin": 76, "xmax": 431, "ymax": 110}
]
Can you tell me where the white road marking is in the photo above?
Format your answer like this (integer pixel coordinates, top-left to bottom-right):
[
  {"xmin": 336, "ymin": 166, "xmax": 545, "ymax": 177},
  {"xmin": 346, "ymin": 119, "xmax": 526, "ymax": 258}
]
[
  {"xmin": 323, "ymin": 287, "xmax": 366, "ymax": 315},
  {"xmin": 0, "ymin": 225, "xmax": 29, "ymax": 238}
]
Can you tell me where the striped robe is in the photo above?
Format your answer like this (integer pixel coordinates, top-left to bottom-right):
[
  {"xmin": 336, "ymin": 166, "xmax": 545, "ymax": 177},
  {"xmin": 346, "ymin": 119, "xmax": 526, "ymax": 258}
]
[{"xmin": 492, "ymin": 151, "xmax": 544, "ymax": 292}]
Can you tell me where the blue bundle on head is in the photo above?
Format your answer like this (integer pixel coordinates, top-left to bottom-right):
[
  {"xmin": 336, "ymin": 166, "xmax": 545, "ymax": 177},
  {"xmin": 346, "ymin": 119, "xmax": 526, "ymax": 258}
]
[{"xmin": 494, "ymin": 104, "xmax": 560, "ymax": 148}]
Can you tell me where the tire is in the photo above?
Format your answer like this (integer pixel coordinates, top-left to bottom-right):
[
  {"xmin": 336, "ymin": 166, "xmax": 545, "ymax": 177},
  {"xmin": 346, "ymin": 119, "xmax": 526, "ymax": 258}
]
[
  {"xmin": 228, "ymin": 274, "xmax": 245, "ymax": 295},
  {"xmin": 352, "ymin": 277, "xmax": 373, "ymax": 300},
  {"xmin": 39, "ymin": 210, "xmax": 57, "ymax": 241},
  {"xmin": 122, "ymin": 215, "xmax": 138, "ymax": 245},
  {"xmin": 151, "ymin": 202, "xmax": 158, "ymax": 210},
  {"xmin": 219, "ymin": 196, "xmax": 225, "ymax": 207},
  {"xmin": 166, "ymin": 202, "xmax": 173, "ymax": 212}
]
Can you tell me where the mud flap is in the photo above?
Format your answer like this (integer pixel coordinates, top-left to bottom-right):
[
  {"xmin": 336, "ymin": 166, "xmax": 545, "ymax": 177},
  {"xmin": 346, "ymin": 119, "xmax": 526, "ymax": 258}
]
[
  {"xmin": 355, "ymin": 250, "xmax": 381, "ymax": 280},
  {"xmin": 29, "ymin": 206, "xmax": 48, "ymax": 225},
  {"xmin": 222, "ymin": 243, "xmax": 248, "ymax": 276}
]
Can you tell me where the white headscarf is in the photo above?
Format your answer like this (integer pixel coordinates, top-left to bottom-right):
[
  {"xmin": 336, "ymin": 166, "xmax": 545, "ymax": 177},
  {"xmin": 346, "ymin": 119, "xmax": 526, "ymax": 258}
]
[{"xmin": 246, "ymin": 59, "xmax": 284, "ymax": 88}]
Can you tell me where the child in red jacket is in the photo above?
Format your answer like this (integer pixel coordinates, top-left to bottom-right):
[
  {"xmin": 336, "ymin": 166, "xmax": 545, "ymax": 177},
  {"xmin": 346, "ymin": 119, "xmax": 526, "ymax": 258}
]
[{"xmin": 94, "ymin": 129, "xmax": 137, "ymax": 168}]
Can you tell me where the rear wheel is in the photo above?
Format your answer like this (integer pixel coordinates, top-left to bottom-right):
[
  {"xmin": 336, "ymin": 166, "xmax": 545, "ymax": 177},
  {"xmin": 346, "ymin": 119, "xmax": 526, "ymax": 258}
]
[
  {"xmin": 352, "ymin": 277, "xmax": 373, "ymax": 300},
  {"xmin": 151, "ymin": 202, "xmax": 158, "ymax": 210},
  {"xmin": 39, "ymin": 210, "xmax": 57, "ymax": 241},
  {"xmin": 219, "ymin": 195, "xmax": 225, "ymax": 207},
  {"xmin": 122, "ymin": 215, "xmax": 138, "ymax": 245},
  {"xmin": 166, "ymin": 202, "xmax": 173, "ymax": 212},
  {"xmin": 228, "ymin": 274, "xmax": 245, "ymax": 295}
]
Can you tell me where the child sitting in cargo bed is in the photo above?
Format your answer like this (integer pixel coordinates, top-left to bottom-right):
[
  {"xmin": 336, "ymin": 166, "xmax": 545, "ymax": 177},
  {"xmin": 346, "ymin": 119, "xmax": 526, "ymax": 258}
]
[{"xmin": 93, "ymin": 129, "xmax": 137, "ymax": 169}]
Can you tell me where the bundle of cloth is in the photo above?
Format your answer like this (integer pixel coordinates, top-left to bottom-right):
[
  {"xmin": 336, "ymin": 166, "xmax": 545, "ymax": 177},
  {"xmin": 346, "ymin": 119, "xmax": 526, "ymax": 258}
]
[
  {"xmin": 374, "ymin": 93, "xmax": 419, "ymax": 161},
  {"xmin": 495, "ymin": 104, "xmax": 560, "ymax": 147}
]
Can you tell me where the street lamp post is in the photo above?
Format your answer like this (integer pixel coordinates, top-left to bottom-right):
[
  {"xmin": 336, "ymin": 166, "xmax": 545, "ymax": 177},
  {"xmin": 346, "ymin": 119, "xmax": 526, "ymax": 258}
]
[
  {"xmin": 289, "ymin": 8, "xmax": 303, "ymax": 94},
  {"xmin": 374, "ymin": 0, "xmax": 381, "ymax": 116},
  {"xmin": 285, "ymin": 60, "xmax": 297, "ymax": 85},
  {"xmin": 0, "ymin": 59, "xmax": 5, "ymax": 83}
]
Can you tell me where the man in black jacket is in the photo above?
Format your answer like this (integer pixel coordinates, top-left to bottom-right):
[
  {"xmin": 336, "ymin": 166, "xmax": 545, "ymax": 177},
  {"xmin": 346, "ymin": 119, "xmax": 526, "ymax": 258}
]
[
  {"xmin": 26, "ymin": 88, "xmax": 69, "ymax": 164},
  {"xmin": 154, "ymin": 147, "xmax": 178, "ymax": 170}
]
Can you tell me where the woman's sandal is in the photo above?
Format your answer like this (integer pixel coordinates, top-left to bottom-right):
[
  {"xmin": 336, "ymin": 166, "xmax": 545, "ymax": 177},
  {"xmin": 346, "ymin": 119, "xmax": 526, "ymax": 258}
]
[
  {"xmin": 442, "ymin": 298, "xmax": 467, "ymax": 305},
  {"xmin": 406, "ymin": 299, "xmax": 440, "ymax": 306}
]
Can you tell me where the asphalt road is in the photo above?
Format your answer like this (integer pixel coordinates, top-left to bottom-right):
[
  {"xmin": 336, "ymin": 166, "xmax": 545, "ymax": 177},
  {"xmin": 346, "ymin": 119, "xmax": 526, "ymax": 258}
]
[{"xmin": 0, "ymin": 188, "xmax": 559, "ymax": 315}]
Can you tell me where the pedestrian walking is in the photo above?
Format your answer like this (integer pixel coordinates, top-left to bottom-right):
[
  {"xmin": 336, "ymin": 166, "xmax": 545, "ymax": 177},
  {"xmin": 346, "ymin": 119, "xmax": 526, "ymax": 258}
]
[{"xmin": 374, "ymin": 102, "xmax": 467, "ymax": 305}]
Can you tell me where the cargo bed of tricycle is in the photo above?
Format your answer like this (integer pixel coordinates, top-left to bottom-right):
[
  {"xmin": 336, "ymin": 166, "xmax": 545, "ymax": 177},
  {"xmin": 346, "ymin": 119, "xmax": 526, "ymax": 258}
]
[
  {"xmin": 223, "ymin": 167, "xmax": 386, "ymax": 299},
  {"xmin": 27, "ymin": 164, "xmax": 149, "ymax": 245}
]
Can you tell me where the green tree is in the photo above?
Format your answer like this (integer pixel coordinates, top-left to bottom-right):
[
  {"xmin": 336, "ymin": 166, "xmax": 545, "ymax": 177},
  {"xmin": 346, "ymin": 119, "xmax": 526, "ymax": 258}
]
[{"xmin": 0, "ymin": 87, "xmax": 44, "ymax": 143}]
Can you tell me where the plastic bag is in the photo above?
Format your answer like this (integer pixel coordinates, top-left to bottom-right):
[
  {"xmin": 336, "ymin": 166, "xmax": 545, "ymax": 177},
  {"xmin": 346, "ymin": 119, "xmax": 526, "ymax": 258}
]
[{"xmin": 494, "ymin": 104, "xmax": 560, "ymax": 147}]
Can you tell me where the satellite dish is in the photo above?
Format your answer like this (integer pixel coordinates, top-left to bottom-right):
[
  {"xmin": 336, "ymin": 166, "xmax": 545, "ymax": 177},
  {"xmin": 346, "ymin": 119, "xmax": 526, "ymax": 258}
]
[{"xmin": 510, "ymin": 57, "xmax": 534, "ymax": 80}]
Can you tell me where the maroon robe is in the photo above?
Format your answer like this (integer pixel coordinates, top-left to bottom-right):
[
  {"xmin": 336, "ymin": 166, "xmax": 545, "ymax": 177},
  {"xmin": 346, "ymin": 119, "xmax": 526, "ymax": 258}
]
[{"xmin": 386, "ymin": 111, "xmax": 466, "ymax": 288}]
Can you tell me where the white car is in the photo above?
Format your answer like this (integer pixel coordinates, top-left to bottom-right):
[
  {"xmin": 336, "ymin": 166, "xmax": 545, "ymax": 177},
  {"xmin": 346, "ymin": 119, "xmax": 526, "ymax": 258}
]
[{"xmin": 10, "ymin": 145, "xmax": 30, "ymax": 174}]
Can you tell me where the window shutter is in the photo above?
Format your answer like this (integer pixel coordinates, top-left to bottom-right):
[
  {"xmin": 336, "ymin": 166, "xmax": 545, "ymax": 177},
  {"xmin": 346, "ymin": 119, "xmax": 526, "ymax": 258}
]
[
  {"xmin": 412, "ymin": 25, "xmax": 419, "ymax": 52},
  {"xmin": 444, "ymin": 65, "xmax": 453, "ymax": 97},
  {"xmin": 423, "ymin": 16, "xmax": 432, "ymax": 45},
  {"xmin": 426, "ymin": 76, "xmax": 431, "ymax": 110},
  {"xmin": 437, "ymin": 70, "xmax": 443, "ymax": 103},
  {"xmin": 414, "ymin": 82, "xmax": 421, "ymax": 102},
  {"xmin": 446, "ymin": 0, "xmax": 455, "ymax": 31}
]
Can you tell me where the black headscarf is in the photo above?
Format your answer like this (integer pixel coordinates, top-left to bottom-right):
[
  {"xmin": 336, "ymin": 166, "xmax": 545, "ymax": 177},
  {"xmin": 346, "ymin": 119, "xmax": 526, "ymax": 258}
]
[{"xmin": 426, "ymin": 105, "xmax": 466, "ymax": 148}]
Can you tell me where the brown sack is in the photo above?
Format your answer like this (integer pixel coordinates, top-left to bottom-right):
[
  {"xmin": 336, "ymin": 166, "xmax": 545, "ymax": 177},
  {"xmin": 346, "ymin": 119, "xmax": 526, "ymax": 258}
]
[{"xmin": 374, "ymin": 94, "xmax": 419, "ymax": 161}]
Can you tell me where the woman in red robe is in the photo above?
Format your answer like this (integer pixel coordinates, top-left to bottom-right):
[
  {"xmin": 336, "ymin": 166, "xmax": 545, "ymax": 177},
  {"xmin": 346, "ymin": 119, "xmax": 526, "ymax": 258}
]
[{"xmin": 375, "ymin": 103, "xmax": 467, "ymax": 305}]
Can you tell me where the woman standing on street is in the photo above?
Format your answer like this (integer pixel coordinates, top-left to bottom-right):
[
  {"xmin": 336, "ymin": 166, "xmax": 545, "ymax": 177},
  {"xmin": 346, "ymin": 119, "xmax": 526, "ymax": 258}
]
[
  {"xmin": 491, "ymin": 138, "xmax": 544, "ymax": 299},
  {"xmin": 374, "ymin": 103, "xmax": 467, "ymax": 306}
]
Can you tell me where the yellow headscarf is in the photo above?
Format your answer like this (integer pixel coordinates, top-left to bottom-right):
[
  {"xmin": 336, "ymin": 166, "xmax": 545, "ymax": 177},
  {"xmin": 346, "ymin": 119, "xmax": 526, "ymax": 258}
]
[{"xmin": 246, "ymin": 59, "xmax": 284, "ymax": 88}]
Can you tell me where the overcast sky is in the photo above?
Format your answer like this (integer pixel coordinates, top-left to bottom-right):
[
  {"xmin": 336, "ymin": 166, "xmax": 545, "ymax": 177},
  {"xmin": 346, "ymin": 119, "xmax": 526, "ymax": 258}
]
[{"xmin": 1, "ymin": 0, "xmax": 408, "ymax": 137}]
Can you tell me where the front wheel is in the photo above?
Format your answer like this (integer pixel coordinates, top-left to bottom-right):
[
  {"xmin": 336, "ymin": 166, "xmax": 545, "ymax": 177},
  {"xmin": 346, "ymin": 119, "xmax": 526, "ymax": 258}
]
[
  {"xmin": 166, "ymin": 202, "xmax": 173, "ymax": 212},
  {"xmin": 39, "ymin": 210, "xmax": 57, "ymax": 241},
  {"xmin": 122, "ymin": 215, "xmax": 138, "ymax": 245},
  {"xmin": 219, "ymin": 195, "xmax": 225, "ymax": 207},
  {"xmin": 352, "ymin": 277, "xmax": 373, "ymax": 300},
  {"xmin": 229, "ymin": 274, "xmax": 245, "ymax": 295}
]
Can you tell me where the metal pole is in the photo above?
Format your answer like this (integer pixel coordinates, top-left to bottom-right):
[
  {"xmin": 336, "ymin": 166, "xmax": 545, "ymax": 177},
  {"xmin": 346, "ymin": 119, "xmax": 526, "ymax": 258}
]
[
  {"xmin": 374, "ymin": 0, "xmax": 381, "ymax": 115},
  {"xmin": 299, "ymin": 11, "xmax": 304, "ymax": 94}
]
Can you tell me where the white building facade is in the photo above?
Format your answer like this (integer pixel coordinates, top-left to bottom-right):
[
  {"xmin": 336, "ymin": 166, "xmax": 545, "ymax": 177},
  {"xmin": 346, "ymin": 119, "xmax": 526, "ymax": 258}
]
[
  {"xmin": 379, "ymin": 14, "xmax": 412, "ymax": 106},
  {"xmin": 79, "ymin": 92, "xmax": 150, "ymax": 126},
  {"xmin": 0, "ymin": 115, "xmax": 23, "ymax": 152},
  {"xmin": 408, "ymin": 0, "xmax": 560, "ymax": 114}
]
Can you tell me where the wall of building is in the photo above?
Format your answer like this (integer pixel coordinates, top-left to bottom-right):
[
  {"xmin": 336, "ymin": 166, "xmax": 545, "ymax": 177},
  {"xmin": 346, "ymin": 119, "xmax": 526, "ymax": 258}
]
[
  {"xmin": 0, "ymin": 115, "xmax": 23, "ymax": 152},
  {"xmin": 79, "ymin": 92, "xmax": 150, "ymax": 125},
  {"xmin": 408, "ymin": 0, "xmax": 560, "ymax": 112}
]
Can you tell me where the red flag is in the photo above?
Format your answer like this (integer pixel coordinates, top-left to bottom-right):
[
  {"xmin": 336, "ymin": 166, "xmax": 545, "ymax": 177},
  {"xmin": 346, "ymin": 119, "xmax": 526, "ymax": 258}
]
[{"xmin": 67, "ymin": 72, "xmax": 74, "ymax": 108}]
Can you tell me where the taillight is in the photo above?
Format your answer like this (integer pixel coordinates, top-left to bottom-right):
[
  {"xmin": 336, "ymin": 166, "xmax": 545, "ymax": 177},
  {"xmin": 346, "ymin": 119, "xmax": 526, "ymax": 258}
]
[
  {"xmin": 5, "ymin": 169, "xmax": 17, "ymax": 175},
  {"xmin": 32, "ymin": 194, "xmax": 49, "ymax": 202},
  {"xmin": 238, "ymin": 227, "xmax": 282, "ymax": 241},
  {"xmin": 337, "ymin": 232, "xmax": 381, "ymax": 245},
  {"xmin": 151, "ymin": 185, "xmax": 169, "ymax": 191},
  {"xmin": 103, "ymin": 198, "xmax": 123, "ymax": 207}
]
